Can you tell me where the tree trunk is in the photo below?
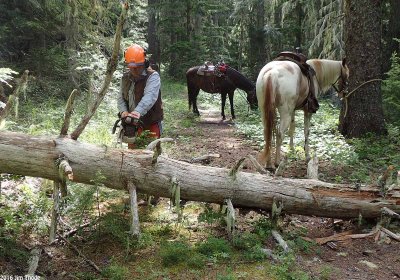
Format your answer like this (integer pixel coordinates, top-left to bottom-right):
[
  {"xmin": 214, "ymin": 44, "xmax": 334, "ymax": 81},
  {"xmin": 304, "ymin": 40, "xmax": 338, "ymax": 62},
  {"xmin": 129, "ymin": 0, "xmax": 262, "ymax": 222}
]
[
  {"xmin": 65, "ymin": 0, "xmax": 80, "ymax": 92},
  {"xmin": 339, "ymin": 0, "xmax": 387, "ymax": 137},
  {"xmin": 147, "ymin": 0, "xmax": 160, "ymax": 71},
  {"xmin": 1, "ymin": 131, "xmax": 399, "ymax": 219},
  {"xmin": 248, "ymin": 0, "xmax": 266, "ymax": 80}
]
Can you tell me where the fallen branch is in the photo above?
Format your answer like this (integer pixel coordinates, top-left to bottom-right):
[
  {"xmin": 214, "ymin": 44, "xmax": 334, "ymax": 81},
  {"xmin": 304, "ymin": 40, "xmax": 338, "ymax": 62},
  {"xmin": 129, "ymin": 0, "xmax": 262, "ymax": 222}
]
[
  {"xmin": 260, "ymin": 248, "xmax": 279, "ymax": 261},
  {"xmin": 191, "ymin": 153, "xmax": 220, "ymax": 163},
  {"xmin": 307, "ymin": 153, "xmax": 318, "ymax": 179},
  {"xmin": 304, "ymin": 228, "xmax": 381, "ymax": 245},
  {"xmin": 380, "ymin": 227, "xmax": 400, "ymax": 242},
  {"xmin": 58, "ymin": 235, "xmax": 101, "ymax": 273},
  {"xmin": 70, "ymin": 3, "xmax": 128, "ymax": 140},
  {"xmin": 274, "ymin": 155, "xmax": 287, "ymax": 177},
  {"xmin": 27, "ymin": 247, "xmax": 42, "ymax": 275},
  {"xmin": 382, "ymin": 207, "xmax": 400, "ymax": 220},
  {"xmin": 49, "ymin": 221, "xmax": 94, "ymax": 245},
  {"xmin": 246, "ymin": 155, "xmax": 269, "ymax": 175},
  {"xmin": 272, "ymin": 230, "xmax": 291, "ymax": 253}
]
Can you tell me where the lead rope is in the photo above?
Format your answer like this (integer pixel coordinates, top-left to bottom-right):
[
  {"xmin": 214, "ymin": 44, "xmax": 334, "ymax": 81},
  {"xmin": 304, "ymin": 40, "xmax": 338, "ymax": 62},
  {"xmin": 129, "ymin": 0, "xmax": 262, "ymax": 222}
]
[
  {"xmin": 236, "ymin": 89, "xmax": 251, "ymax": 114},
  {"xmin": 342, "ymin": 78, "xmax": 382, "ymax": 118}
]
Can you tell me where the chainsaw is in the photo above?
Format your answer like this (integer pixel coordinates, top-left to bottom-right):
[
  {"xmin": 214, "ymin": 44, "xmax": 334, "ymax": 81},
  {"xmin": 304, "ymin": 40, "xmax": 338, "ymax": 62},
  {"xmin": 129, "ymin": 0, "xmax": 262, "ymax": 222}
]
[{"xmin": 112, "ymin": 114, "xmax": 143, "ymax": 144}]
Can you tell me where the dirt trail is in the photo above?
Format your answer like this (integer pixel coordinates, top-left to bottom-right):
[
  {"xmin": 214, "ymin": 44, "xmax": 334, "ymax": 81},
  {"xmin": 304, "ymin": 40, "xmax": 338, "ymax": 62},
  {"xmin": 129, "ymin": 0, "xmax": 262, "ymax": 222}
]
[
  {"xmin": 166, "ymin": 107, "xmax": 400, "ymax": 280},
  {"xmin": 167, "ymin": 108, "xmax": 260, "ymax": 171}
]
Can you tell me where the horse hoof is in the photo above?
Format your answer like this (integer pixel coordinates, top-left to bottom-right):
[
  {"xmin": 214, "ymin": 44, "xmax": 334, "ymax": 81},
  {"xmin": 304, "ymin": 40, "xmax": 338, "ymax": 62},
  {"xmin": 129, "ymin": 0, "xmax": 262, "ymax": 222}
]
[{"xmin": 266, "ymin": 167, "xmax": 275, "ymax": 173}]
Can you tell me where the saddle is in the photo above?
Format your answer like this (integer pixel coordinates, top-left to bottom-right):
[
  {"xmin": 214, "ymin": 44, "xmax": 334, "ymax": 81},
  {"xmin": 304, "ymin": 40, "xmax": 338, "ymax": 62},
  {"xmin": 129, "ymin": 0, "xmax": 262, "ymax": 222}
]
[
  {"xmin": 196, "ymin": 61, "xmax": 227, "ymax": 77},
  {"xmin": 275, "ymin": 52, "xmax": 319, "ymax": 113},
  {"xmin": 197, "ymin": 61, "xmax": 215, "ymax": 76}
]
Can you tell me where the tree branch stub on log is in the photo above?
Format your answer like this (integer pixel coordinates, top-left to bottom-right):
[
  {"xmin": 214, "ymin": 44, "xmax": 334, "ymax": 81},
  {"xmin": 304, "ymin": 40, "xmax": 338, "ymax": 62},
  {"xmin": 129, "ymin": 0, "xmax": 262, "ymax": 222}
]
[
  {"xmin": 128, "ymin": 182, "xmax": 141, "ymax": 237},
  {"xmin": 146, "ymin": 137, "xmax": 174, "ymax": 151},
  {"xmin": 225, "ymin": 198, "xmax": 236, "ymax": 239},
  {"xmin": 49, "ymin": 181, "xmax": 61, "ymax": 243},
  {"xmin": 60, "ymin": 89, "xmax": 79, "ymax": 136},
  {"xmin": 70, "ymin": 4, "xmax": 128, "ymax": 140}
]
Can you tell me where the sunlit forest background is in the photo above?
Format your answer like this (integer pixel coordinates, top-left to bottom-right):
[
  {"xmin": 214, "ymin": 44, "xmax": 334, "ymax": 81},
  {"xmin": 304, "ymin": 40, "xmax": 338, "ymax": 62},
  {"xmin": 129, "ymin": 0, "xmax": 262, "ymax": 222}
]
[{"xmin": 1, "ymin": 0, "xmax": 400, "ymax": 279}]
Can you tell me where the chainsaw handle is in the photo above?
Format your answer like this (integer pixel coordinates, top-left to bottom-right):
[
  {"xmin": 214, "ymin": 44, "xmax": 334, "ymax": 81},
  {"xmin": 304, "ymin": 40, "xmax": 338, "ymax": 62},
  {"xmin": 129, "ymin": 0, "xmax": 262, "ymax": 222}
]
[
  {"xmin": 112, "ymin": 119, "xmax": 121, "ymax": 134},
  {"xmin": 124, "ymin": 116, "xmax": 139, "ymax": 125},
  {"xmin": 120, "ymin": 116, "xmax": 144, "ymax": 127}
]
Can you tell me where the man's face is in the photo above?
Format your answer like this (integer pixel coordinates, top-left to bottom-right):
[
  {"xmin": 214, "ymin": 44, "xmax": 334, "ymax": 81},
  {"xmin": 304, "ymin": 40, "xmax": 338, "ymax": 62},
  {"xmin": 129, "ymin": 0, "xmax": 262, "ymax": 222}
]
[{"xmin": 129, "ymin": 65, "xmax": 145, "ymax": 79}]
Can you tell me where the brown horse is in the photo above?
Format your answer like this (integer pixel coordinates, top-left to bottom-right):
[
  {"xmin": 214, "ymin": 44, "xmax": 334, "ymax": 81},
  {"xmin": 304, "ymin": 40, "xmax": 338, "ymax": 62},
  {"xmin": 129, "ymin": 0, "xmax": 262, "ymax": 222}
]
[
  {"xmin": 186, "ymin": 64, "xmax": 257, "ymax": 120},
  {"xmin": 256, "ymin": 59, "xmax": 349, "ymax": 169}
]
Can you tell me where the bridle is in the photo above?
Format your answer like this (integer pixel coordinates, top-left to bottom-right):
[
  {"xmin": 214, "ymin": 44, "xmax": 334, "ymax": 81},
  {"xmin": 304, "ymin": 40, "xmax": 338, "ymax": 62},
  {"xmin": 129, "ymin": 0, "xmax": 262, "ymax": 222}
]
[{"xmin": 331, "ymin": 66, "xmax": 349, "ymax": 98}]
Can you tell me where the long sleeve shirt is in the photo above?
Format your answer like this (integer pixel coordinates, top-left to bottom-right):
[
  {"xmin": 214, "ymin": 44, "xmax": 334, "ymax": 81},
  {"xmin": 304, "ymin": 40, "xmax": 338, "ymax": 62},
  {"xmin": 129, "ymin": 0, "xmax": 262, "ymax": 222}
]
[{"xmin": 117, "ymin": 70, "xmax": 161, "ymax": 116}]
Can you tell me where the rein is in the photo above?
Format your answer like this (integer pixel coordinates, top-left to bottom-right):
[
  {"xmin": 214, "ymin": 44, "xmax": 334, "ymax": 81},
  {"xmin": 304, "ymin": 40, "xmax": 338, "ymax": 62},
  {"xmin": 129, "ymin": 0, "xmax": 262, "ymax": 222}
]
[
  {"xmin": 237, "ymin": 89, "xmax": 252, "ymax": 113},
  {"xmin": 331, "ymin": 66, "xmax": 347, "ymax": 95},
  {"xmin": 331, "ymin": 75, "xmax": 342, "ymax": 93},
  {"xmin": 342, "ymin": 78, "xmax": 382, "ymax": 118}
]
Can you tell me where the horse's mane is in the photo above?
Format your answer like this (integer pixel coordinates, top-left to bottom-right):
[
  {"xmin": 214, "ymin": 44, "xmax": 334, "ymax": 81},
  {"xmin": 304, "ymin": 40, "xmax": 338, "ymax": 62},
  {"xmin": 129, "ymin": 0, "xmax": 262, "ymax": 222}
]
[
  {"xmin": 307, "ymin": 59, "xmax": 343, "ymax": 93},
  {"xmin": 225, "ymin": 67, "xmax": 255, "ymax": 92}
]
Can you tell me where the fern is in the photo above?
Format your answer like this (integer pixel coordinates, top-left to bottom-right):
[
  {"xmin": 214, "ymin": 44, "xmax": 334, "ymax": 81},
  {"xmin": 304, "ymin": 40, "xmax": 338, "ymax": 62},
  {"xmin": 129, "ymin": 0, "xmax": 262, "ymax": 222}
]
[{"xmin": 0, "ymin": 68, "xmax": 18, "ymax": 88}]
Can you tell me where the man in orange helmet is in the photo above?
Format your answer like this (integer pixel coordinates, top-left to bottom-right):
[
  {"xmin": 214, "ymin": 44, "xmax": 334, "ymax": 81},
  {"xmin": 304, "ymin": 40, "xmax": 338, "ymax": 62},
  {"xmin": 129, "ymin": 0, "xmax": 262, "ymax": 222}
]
[{"xmin": 118, "ymin": 44, "xmax": 163, "ymax": 149}]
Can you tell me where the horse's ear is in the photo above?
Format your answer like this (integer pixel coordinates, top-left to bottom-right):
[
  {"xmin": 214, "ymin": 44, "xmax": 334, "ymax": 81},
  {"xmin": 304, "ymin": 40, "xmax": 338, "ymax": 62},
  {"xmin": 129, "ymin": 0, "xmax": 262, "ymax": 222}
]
[{"xmin": 342, "ymin": 57, "xmax": 347, "ymax": 66}]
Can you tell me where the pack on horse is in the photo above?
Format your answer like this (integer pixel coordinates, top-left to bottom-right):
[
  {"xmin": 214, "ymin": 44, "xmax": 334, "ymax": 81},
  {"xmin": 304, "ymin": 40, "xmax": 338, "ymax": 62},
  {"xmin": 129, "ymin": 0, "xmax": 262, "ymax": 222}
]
[
  {"xmin": 186, "ymin": 62, "xmax": 257, "ymax": 120},
  {"xmin": 256, "ymin": 52, "xmax": 349, "ymax": 170}
]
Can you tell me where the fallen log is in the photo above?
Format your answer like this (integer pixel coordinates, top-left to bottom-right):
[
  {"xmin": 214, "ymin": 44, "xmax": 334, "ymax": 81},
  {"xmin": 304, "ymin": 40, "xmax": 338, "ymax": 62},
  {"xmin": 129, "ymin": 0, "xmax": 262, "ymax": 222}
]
[{"xmin": 0, "ymin": 131, "xmax": 399, "ymax": 219}]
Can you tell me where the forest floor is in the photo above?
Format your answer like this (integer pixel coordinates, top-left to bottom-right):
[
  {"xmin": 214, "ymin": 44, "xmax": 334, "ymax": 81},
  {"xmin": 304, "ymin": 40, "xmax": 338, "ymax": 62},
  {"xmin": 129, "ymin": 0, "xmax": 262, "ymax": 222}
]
[
  {"xmin": 164, "ymin": 107, "xmax": 400, "ymax": 280},
  {"xmin": 1, "ymin": 104, "xmax": 400, "ymax": 280}
]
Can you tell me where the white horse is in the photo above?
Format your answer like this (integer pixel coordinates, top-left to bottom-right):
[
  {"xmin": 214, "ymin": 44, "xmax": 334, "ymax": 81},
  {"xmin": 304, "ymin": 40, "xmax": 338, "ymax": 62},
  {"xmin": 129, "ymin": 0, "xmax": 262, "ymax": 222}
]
[{"xmin": 256, "ymin": 58, "xmax": 349, "ymax": 169}]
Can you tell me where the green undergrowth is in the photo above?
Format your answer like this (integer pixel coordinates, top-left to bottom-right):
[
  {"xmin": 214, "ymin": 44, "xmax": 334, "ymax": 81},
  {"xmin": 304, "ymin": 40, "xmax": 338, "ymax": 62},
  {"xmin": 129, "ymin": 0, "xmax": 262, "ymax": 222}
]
[
  {"xmin": 234, "ymin": 96, "xmax": 399, "ymax": 184},
  {"xmin": 65, "ymin": 200, "xmax": 317, "ymax": 280},
  {"xmin": 1, "ymin": 74, "xmax": 399, "ymax": 278}
]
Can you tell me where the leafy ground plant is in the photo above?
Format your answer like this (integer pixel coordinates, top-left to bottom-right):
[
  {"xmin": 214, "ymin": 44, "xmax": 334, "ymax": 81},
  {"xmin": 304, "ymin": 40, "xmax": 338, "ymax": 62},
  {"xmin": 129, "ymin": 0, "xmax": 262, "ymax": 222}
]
[{"xmin": 3, "ymin": 75, "xmax": 399, "ymax": 279}]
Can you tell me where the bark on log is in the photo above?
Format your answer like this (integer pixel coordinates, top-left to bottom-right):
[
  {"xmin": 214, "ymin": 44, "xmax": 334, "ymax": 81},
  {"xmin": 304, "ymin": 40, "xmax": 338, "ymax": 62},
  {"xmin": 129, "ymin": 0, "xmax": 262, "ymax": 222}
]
[{"xmin": 1, "ymin": 131, "xmax": 400, "ymax": 219}]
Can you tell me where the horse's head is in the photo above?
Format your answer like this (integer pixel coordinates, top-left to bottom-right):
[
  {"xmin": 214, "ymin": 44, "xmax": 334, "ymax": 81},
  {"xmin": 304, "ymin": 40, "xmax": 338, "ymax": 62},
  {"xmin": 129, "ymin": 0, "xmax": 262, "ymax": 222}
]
[
  {"xmin": 246, "ymin": 88, "xmax": 258, "ymax": 110},
  {"xmin": 337, "ymin": 58, "xmax": 350, "ymax": 97}
]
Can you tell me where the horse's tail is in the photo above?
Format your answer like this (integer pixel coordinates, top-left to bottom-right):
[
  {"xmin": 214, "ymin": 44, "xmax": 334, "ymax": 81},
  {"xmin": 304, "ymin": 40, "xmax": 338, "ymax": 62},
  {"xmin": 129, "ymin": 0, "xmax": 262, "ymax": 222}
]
[
  {"xmin": 256, "ymin": 69, "xmax": 276, "ymax": 166},
  {"xmin": 264, "ymin": 74, "xmax": 276, "ymax": 160}
]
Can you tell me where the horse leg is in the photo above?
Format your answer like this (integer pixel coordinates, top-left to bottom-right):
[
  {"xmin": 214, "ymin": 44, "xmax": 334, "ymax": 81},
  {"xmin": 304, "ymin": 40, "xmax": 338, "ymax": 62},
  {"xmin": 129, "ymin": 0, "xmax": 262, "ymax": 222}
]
[
  {"xmin": 288, "ymin": 112, "xmax": 296, "ymax": 151},
  {"xmin": 304, "ymin": 111, "xmax": 312, "ymax": 162},
  {"xmin": 257, "ymin": 111, "xmax": 273, "ymax": 169},
  {"xmin": 193, "ymin": 89, "xmax": 200, "ymax": 116},
  {"xmin": 275, "ymin": 113, "xmax": 292, "ymax": 167},
  {"xmin": 228, "ymin": 91, "xmax": 235, "ymax": 119},
  {"xmin": 221, "ymin": 92, "xmax": 227, "ymax": 120}
]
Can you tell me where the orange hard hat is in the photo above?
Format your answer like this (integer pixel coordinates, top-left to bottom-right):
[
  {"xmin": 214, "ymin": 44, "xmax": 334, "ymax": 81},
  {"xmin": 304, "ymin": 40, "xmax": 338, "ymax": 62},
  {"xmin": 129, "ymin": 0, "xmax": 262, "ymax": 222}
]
[{"xmin": 124, "ymin": 44, "xmax": 146, "ymax": 67}]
